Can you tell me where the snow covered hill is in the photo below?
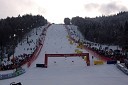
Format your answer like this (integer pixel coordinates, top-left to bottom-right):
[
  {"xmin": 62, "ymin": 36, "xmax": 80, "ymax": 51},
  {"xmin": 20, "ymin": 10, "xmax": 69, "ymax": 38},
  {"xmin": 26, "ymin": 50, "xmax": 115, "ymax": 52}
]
[{"xmin": 1, "ymin": 24, "xmax": 128, "ymax": 85}]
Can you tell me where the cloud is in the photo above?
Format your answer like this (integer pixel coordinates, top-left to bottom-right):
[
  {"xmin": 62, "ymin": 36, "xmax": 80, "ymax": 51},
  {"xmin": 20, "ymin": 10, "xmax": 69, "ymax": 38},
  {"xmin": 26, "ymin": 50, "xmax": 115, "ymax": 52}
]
[
  {"xmin": 99, "ymin": 1, "xmax": 128, "ymax": 15},
  {"xmin": 84, "ymin": 3, "xmax": 99, "ymax": 11},
  {"xmin": 0, "ymin": 0, "xmax": 46, "ymax": 18},
  {"xmin": 84, "ymin": 1, "xmax": 128, "ymax": 15}
]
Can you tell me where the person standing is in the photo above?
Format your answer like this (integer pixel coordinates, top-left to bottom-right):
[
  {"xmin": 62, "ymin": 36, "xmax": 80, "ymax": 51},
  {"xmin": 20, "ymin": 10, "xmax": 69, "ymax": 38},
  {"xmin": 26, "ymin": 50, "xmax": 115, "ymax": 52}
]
[{"xmin": 92, "ymin": 56, "xmax": 94, "ymax": 59}]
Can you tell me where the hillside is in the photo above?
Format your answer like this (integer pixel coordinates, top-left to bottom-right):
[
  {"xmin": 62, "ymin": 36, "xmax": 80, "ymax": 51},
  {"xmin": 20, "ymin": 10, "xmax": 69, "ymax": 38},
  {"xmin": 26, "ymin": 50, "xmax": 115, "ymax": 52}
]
[
  {"xmin": 1, "ymin": 24, "xmax": 128, "ymax": 85},
  {"xmin": 71, "ymin": 11, "xmax": 128, "ymax": 47}
]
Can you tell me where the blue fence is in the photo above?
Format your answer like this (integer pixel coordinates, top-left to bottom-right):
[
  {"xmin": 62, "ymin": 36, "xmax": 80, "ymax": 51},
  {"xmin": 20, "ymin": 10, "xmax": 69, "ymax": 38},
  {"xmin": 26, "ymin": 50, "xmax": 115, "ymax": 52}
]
[
  {"xmin": 0, "ymin": 68, "xmax": 25, "ymax": 80},
  {"xmin": 107, "ymin": 60, "xmax": 117, "ymax": 64}
]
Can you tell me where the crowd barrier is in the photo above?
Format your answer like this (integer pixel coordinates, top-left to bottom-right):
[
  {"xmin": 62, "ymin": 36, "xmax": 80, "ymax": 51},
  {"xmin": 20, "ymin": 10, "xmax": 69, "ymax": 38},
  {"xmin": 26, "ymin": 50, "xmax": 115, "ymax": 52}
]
[
  {"xmin": 75, "ymin": 49, "xmax": 83, "ymax": 54},
  {"xmin": 36, "ymin": 64, "xmax": 45, "ymax": 68},
  {"xmin": 85, "ymin": 46, "xmax": 112, "ymax": 61},
  {"xmin": 70, "ymin": 41, "xmax": 74, "ymax": 45},
  {"xmin": 66, "ymin": 35, "xmax": 69, "ymax": 38},
  {"xmin": 77, "ymin": 45, "xmax": 83, "ymax": 49},
  {"xmin": 116, "ymin": 63, "xmax": 128, "ymax": 75},
  {"xmin": 27, "ymin": 44, "xmax": 43, "ymax": 67},
  {"xmin": 107, "ymin": 60, "xmax": 117, "ymax": 64},
  {"xmin": 0, "ymin": 68, "xmax": 25, "ymax": 80},
  {"xmin": 27, "ymin": 24, "xmax": 51, "ymax": 67},
  {"xmin": 94, "ymin": 60, "xmax": 104, "ymax": 65},
  {"xmin": 64, "ymin": 25, "xmax": 112, "ymax": 62}
]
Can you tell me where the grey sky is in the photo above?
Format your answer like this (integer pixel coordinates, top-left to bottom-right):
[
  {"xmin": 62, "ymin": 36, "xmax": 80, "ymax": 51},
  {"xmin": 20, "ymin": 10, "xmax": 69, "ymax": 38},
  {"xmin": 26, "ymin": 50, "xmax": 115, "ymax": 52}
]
[
  {"xmin": 0, "ymin": 0, "xmax": 128, "ymax": 23},
  {"xmin": 100, "ymin": 1, "xmax": 128, "ymax": 15},
  {"xmin": 84, "ymin": 1, "xmax": 128, "ymax": 16}
]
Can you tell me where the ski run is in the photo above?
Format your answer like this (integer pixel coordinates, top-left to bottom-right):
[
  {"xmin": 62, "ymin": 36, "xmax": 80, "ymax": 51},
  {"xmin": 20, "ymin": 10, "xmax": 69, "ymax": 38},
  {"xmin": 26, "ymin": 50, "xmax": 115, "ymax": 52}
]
[{"xmin": 0, "ymin": 24, "xmax": 128, "ymax": 85}]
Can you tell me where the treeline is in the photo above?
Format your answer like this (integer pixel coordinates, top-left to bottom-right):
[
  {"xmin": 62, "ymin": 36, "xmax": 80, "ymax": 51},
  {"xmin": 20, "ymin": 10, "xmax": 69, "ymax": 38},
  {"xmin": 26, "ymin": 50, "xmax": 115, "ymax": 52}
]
[
  {"xmin": 70, "ymin": 11, "xmax": 128, "ymax": 49},
  {"xmin": 0, "ymin": 14, "xmax": 47, "ymax": 47}
]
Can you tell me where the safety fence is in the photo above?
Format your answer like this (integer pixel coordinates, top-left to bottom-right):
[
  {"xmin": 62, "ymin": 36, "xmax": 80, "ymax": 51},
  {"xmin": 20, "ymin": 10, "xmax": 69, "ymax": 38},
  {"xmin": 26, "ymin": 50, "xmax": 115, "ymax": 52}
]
[
  {"xmin": 27, "ymin": 24, "xmax": 51, "ymax": 67},
  {"xmin": 0, "ymin": 68, "xmax": 25, "ymax": 80},
  {"xmin": 117, "ymin": 63, "xmax": 128, "ymax": 75}
]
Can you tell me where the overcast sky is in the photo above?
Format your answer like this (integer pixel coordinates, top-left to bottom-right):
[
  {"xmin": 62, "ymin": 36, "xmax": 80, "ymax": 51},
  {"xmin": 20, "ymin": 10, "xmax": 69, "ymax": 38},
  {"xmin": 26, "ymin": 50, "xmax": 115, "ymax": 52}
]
[{"xmin": 0, "ymin": 0, "xmax": 128, "ymax": 23}]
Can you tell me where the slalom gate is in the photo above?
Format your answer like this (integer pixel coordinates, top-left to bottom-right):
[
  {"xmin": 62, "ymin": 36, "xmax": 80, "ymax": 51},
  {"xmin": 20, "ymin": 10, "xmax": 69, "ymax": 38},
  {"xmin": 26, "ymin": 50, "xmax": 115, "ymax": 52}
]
[{"xmin": 41, "ymin": 53, "xmax": 90, "ymax": 68}]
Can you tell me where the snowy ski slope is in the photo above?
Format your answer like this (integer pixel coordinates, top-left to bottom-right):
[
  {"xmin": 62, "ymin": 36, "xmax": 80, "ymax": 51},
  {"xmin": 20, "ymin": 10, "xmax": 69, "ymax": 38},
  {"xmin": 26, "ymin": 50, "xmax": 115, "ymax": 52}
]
[{"xmin": 0, "ymin": 24, "xmax": 128, "ymax": 85}]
